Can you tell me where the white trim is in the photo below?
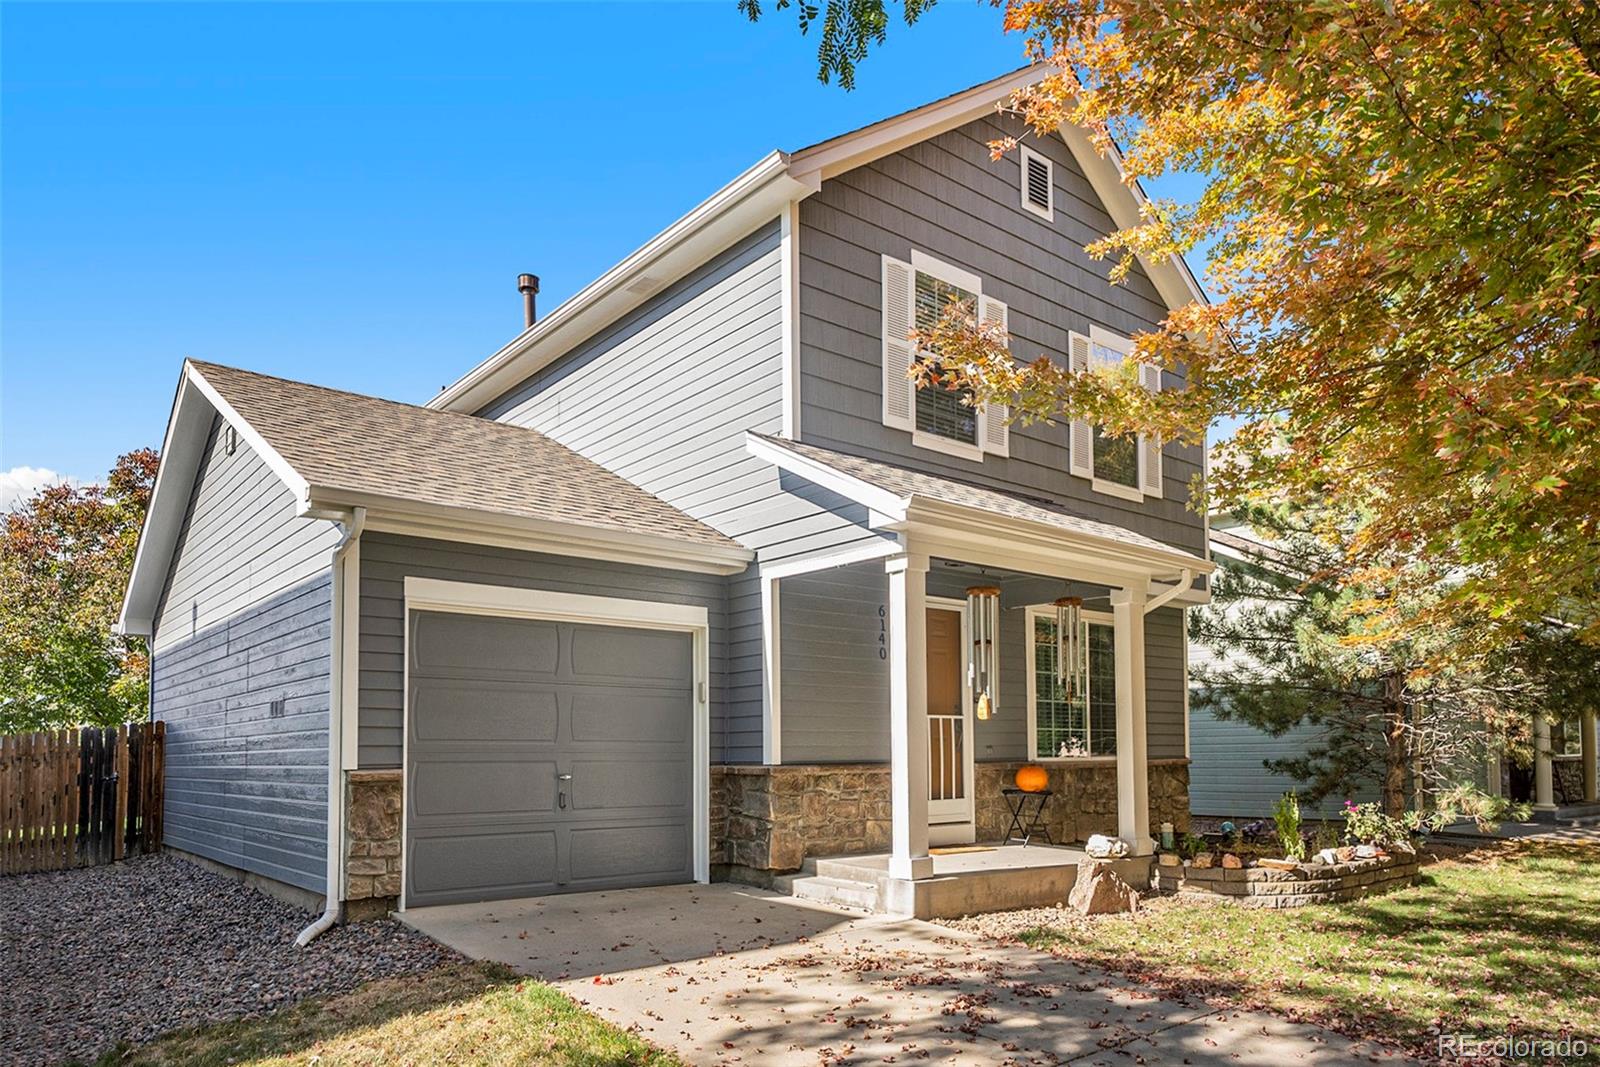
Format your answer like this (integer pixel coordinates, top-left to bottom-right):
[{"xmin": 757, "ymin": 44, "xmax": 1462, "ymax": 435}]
[
  {"xmin": 886, "ymin": 552, "xmax": 934, "ymax": 880},
  {"xmin": 1181, "ymin": 606, "xmax": 1191, "ymax": 761},
  {"xmin": 338, "ymin": 535, "xmax": 362, "ymax": 771},
  {"xmin": 925, "ymin": 596, "xmax": 975, "ymax": 828},
  {"xmin": 1091, "ymin": 477, "xmax": 1145, "ymax": 503},
  {"xmin": 1018, "ymin": 144, "xmax": 1054, "ymax": 221},
  {"xmin": 758, "ymin": 538, "xmax": 903, "ymax": 580},
  {"xmin": 761, "ymin": 575, "xmax": 782, "ymax": 765},
  {"xmin": 745, "ymin": 432, "xmax": 910, "ymax": 519},
  {"xmin": 1110, "ymin": 582, "xmax": 1152, "ymax": 855},
  {"xmin": 789, "ymin": 67, "xmax": 1042, "ymax": 184},
  {"xmin": 431, "ymin": 151, "xmax": 817, "ymax": 415},
  {"xmin": 186, "ymin": 363, "xmax": 312, "ymax": 508},
  {"xmin": 910, "ymin": 249, "xmax": 983, "ymax": 297},
  {"xmin": 1023, "ymin": 605, "xmax": 1116, "ymax": 762},
  {"xmin": 779, "ymin": 201, "xmax": 802, "ymax": 439},
  {"xmin": 310, "ymin": 491, "xmax": 751, "ymax": 576},
  {"xmin": 912, "ymin": 429, "xmax": 986, "ymax": 463},
  {"xmin": 398, "ymin": 577, "xmax": 713, "ymax": 909}
]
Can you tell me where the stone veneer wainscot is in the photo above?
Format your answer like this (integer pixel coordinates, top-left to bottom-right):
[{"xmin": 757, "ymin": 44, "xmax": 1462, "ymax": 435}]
[
  {"xmin": 712, "ymin": 760, "xmax": 1190, "ymax": 882},
  {"xmin": 343, "ymin": 769, "xmax": 403, "ymax": 920}
]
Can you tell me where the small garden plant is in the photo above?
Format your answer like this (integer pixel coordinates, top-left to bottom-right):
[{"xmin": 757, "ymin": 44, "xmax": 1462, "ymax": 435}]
[{"xmin": 1273, "ymin": 792, "xmax": 1305, "ymax": 861}]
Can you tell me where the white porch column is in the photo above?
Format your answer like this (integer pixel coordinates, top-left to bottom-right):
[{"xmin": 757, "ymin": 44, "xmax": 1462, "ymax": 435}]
[
  {"xmin": 1484, "ymin": 750, "xmax": 1504, "ymax": 798},
  {"xmin": 1533, "ymin": 715, "xmax": 1557, "ymax": 816},
  {"xmin": 1111, "ymin": 582, "xmax": 1151, "ymax": 856},
  {"xmin": 886, "ymin": 553, "xmax": 933, "ymax": 880},
  {"xmin": 1582, "ymin": 711, "xmax": 1597, "ymax": 804}
]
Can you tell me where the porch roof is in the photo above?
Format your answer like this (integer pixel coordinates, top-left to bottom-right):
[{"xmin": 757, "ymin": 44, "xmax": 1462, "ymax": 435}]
[{"xmin": 747, "ymin": 433, "xmax": 1212, "ymax": 580}]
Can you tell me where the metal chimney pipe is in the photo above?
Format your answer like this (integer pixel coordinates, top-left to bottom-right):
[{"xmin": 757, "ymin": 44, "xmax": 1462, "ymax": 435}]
[{"xmin": 517, "ymin": 273, "xmax": 540, "ymax": 328}]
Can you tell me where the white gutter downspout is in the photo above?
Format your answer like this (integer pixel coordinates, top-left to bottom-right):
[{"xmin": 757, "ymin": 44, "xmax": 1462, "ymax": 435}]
[
  {"xmin": 296, "ymin": 505, "xmax": 366, "ymax": 947},
  {"xmin": 1144, "ymin": 567, "xmax": 1193, "ymax": 615}
]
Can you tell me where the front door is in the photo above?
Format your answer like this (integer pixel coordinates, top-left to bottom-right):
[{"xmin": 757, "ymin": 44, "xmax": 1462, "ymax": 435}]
[{"xmin": 926, "ymin": 604, "xmax": 971, "ymax": 824}]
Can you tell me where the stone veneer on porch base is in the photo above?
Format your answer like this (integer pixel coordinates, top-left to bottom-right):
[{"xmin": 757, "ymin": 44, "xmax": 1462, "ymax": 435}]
[
  {"xmin": 712, "ymin": 760, "xmax": 1190, "ymax": 882},
  {"xmin": 343, "ymin": 769, "xmax": 403, "ymax": 921}
]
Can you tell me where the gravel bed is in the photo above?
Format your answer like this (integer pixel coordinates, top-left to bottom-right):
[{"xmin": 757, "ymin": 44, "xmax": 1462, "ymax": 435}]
[{"xmin": 0, "ymin": 853, "xmax": 460, "ymax": 1067}]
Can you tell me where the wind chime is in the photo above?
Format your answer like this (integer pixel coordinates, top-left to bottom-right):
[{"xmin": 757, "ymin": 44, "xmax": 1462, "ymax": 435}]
[
  {"xmin": 1054, "ymin": 595, "xmax": 1087, "ymax": 700},
  {"xmin": 966, "ymin": 586, "xmax": 1000, "ymax": 720}
]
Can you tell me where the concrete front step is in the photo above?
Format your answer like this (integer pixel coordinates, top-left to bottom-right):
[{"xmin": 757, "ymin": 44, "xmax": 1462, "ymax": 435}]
[{"xmin": 772, "ymin": 872, "xmax": 881, "ymax": 912}]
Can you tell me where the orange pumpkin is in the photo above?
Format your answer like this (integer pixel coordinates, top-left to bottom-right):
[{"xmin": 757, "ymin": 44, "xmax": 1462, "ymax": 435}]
[{"xmin": 1014, "ymin": 764, "xmax": 1050, "ymax": 793}]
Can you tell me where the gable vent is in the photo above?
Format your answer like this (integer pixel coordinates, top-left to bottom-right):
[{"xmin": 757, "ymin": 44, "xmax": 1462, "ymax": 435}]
[{"xmin": 1021, "ymin": 146, "xmax": 1053, "ymax": 220}]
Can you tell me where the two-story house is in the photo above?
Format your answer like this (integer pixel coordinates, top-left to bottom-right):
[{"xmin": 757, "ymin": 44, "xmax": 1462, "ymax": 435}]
[{"xmin": 118, "ymin": 68, "xmax": 1213, "ymax": 928}]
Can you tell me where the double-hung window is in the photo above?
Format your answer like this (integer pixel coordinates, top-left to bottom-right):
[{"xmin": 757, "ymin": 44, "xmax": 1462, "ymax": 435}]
[
  {"xmin": 1067, "ymin": 325, "xmax": 1164, "ymax": 500},
  {"xmin": 882, "ymin": 250, "xmax": 1010, "ymax": 460},
  {"xmin": 1027, "ymin": 607, "xmax": 1117, "ymax": 759}
]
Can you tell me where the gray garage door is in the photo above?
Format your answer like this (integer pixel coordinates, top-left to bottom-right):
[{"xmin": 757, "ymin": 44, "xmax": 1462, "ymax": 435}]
[{"xmin": 405, "ymin": 609, "xmax": 695, "ymax": 908}]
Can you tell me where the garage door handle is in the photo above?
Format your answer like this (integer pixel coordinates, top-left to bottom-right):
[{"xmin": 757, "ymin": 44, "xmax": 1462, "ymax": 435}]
[{"xmin": 557, "ymin": 773, "xmax": 572, "ymax": 810}]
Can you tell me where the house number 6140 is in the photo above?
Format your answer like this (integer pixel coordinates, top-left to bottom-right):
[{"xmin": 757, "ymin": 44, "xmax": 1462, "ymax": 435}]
[{"xmin": 878, "ymin": 605, "xmax": 888, "ymax": 659}]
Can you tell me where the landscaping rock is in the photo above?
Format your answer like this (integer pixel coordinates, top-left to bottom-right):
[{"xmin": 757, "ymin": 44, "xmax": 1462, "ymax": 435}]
[
  {"xmin": 1192, "ymin": 852, "xmax": 1214, "ymax": 868},
  {"xmin": 1221, "ymin": 852, "xmax": 1243, "ymax": 869},
  {"xmin": 1084, "ymin": 833, "xmax": 1128, "ymax": 858},
  {"xmin": 1068, "ymin": 859, "xmax": 1139, "ymax": 915},
  {"xmin": 0, "ymin": 853, "xmax": 459, "ymax": 1067}
]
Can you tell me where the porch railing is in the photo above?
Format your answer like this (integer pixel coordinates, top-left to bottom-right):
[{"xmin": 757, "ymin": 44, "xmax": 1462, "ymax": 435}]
[{"xmin": 929, "ymin": 713, "xmax": 965, "ymax": 801}]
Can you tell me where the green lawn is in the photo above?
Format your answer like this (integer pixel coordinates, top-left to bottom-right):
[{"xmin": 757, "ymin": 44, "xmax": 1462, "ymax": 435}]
[
  {"xmin": 89, "ymin": 962, "xmax": 681, "ymax": 1067},
  {"xmin": 1021, "ymin": 842, "xmax": 1600, "ymax": 1062}
]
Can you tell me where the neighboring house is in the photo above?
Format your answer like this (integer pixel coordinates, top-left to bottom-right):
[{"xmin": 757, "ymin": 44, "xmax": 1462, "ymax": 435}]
[
  {"xmin": 1187, "ymin": 516, "xmax": 1379, "ymax": 820},
  {"xmin": 118, "ymin": 69, "xmax": 1215, "ymax": 921}
]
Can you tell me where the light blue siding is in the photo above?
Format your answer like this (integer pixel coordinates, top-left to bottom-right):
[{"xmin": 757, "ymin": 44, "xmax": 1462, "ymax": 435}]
[
  {"xmin": 1187, "ymin": 705, "xmax": 1378, "ymax": 819},
  {"xmin": 356, "ymin": 532, "xmax": 730, "ymax": 768},
  {"xmin": 153, "ymin": 416, "xmax": 341, "ymax": 655},
  {"xmin": 153, "ymin": 575, "xmax": 331, "ymax": 893},
  {"xmin": 479, "ymin": 222, "xmax": 888, "ymax": 761}
]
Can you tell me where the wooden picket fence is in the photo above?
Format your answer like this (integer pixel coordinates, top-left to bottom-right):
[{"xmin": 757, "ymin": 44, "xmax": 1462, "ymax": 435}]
[{"xmin": 0, "ymin": 721, "xmax": 165, "ymax": 876}]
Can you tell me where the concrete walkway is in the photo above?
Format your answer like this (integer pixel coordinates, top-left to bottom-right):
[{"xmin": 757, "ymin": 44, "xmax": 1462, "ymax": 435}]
[{"xmin": 402, "ymin": 884, "xmax": 1415, "ymax": 1065}]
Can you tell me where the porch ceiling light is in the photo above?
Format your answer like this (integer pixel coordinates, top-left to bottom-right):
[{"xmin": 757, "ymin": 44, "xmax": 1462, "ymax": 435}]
[
  {"xmin": 1054, "ymin": 596, "xmax": 1086, "ymax": 699},
  {"xmin": 966, "ymin": 585, "xmax": 1001, "ymax": 720}
]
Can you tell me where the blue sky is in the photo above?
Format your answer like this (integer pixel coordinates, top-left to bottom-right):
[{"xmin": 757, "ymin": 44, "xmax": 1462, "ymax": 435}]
[{"xmin": 2, "ymin": 1, "xmax": 1203, "ymax": 498}]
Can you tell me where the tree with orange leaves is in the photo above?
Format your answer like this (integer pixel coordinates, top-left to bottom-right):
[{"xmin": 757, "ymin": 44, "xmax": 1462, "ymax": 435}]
[
  {"xmin": 0, "ymin": 449, "xmax": 158, "ymax": 732},
  {"xmin": 747, "ymin": 1, "xmax": 1600, "ymax": 653}
]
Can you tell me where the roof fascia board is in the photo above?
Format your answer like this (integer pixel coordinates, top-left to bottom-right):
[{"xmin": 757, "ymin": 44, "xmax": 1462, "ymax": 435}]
[
  {"xmin": 432, "ymin": 152, "xmax": 815, "ymax": 415},
  {"xmin": 1056, "ymin": 123, "xmax": 1208, "ymax": 314},
  {"xmin": 787, "ymin": 67, "xmax": 1043, "ymax": 184},
  {"xmin": 744, "ymin": 433, "xmax": 911, "ymax": 519},
  {"xmin": 905, "ymin": 496, "xmax": 1212, "ymax": 580},
  {"xmin": 184, "ymin": 362, "xmax": 313, "ymax": 507},
  {"xmin": 308, "ymin": 487, "xmax": 753, "ymax": 576},
  {"xmin": 118, "ymin": 371, "xmax": 210, "ymax": 636}
]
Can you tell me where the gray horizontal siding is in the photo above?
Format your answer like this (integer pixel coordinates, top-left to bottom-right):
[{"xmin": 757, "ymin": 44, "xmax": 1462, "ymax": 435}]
[
  {"xmin": 779, "ymin": 563, "xmax": 1185, "ymax": 765},
  {"xmin": 357, "ymin": 532, "xmax": 731, "ymax": 768},
  {"xmin": 479, "ymin": 222, "xmax": 888, "ymax": 763},
  {"xmin": 152, "ymin": 574, "xmax": 331, "ymax": 894},
  {"xmin": 154, "ymin": 414, "xmax": 341, "ymax": 654},
  {"xmin": 796, "ymin": 111, "xmax": 1204, "ymax": 556},
  {"xmin": 1188, "ymin": 704, "xmax": 1378, "ymax": 819}
]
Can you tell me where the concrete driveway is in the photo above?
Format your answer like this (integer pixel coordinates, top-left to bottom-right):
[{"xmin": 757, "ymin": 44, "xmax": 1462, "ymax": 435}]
[{"xmin": 401, "ymin": 884, "xmax": 1413, "ymax": 1066}]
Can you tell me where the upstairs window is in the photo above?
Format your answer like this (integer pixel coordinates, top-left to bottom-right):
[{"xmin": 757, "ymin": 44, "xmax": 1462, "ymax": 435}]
[
  {"xmin": 882, "ymin": 250, "xmax": 1011, "ymax": 460},
  {"xmin": 1020, "ymin": 145, "xmax": 1054, "ymax": 221},
  {"xmin": 1067, "ymin": 326, "xmax": 1164, "ymax": 501}
]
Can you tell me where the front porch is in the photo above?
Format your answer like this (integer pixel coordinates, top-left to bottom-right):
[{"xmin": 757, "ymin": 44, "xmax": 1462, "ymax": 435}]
[{"xmin": 774, "ymin": 844, "xmax": 1155, "ymax": 918}]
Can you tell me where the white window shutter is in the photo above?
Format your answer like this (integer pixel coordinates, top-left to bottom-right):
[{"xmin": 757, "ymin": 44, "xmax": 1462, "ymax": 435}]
[
  {"xmin": 1139, "ymin": 362, "xmax": 1163, "ymax": 497},
  {"xmin": 881, "ymin": 255, "xmax": 916, "ymax": 432},
  {"xmin": 1067, "ymin": 331, "xmax": 1093, "ymax": 478},
  {"xmin": 978, "ymin": 294, "xmax": 1009, "ymax": 456}
]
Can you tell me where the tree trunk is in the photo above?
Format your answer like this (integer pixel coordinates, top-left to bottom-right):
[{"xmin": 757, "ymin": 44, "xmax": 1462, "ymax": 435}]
[{"xmin": 1382, "ymin": 674, "xmax": 1409, "ymax": 817}]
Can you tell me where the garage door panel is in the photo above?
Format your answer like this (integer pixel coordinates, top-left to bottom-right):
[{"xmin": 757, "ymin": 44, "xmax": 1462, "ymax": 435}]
[
  {"xmin": 411, "ymin": 613, "xmax": 560, "ymax": 675},
  {"xmin": 411, "ymin": 758, "xmax": 558, "ymax": 818},
  {"xmin": 569, "ymin": 627, "xmax": 693, "ymax": 685},
  {"xmin": 411, "ymin": 681, "xmax": 560, "ymax": 743},
  {"xmin": 569, "ymin": 689, "xmax": 692, "ymax": 743},
  {"xmin": 567, "ymin": 824, "xmax": 691, "ymax": 884},
  {"xmin": 406, "ymin": 609, "xmax": 695, "ymax": 909},
  {"xmin": 570, "ymin": 757, "xmax": 693, "ymax": 812},
  {"xmin": 410, "ymin": 829, "xmax": 559, "ymax": 900}
]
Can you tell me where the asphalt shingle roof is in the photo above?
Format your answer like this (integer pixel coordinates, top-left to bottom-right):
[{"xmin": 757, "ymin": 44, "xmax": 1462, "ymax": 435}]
[
  {"xmin": 750, "ymin": 433, "xmax": 1204, "ymax": 562},
  {"xmin": 191, "ymin": 361, "xmax": 743, "ymax": 551}
]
